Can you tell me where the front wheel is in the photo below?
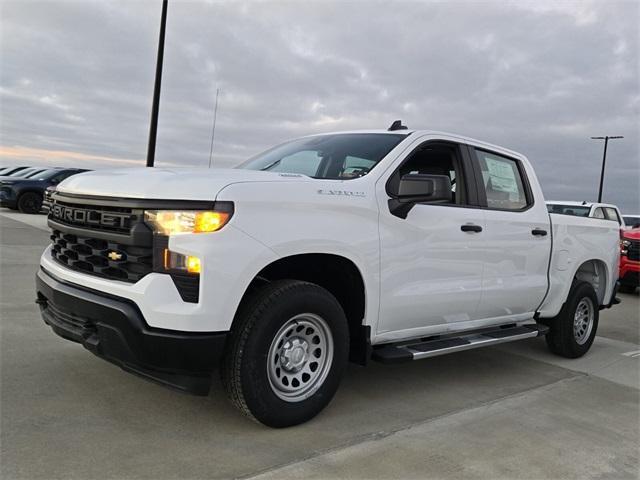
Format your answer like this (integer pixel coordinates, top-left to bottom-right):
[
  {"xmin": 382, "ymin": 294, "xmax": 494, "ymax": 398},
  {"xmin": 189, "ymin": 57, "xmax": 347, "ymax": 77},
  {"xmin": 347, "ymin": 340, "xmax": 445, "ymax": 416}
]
[
  {"xmin": 221, "ymin": 280, "xmax": 349, "ymax": 428},
  {"xmin": 545, "ymin": 281, "xmax": 599, "ymax": 358},
  {"xmin": 17, "ymin": 192, "xmax": 43, "ymax": 214}
]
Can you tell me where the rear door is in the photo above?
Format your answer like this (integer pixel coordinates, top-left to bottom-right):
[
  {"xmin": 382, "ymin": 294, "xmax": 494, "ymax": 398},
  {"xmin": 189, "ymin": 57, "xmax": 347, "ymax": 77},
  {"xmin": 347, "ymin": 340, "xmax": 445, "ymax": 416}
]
[{"xmin": 468, "ymin": 146, "xmax": 551, "ymax": 320}]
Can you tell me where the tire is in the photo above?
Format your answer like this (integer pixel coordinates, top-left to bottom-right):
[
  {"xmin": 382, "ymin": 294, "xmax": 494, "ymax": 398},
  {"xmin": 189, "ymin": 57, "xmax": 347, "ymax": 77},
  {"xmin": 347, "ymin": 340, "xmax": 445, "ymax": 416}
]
[
  {"xmin": 545, "ymin": 281, "xmax": 599, "ymax": 358},
  {"xmin": 618, "ymin": 284, "xmax": 636, "ymax": 294},
  {"xmin": 221, "ymin": 280, "xmax": 349, "ymax": 428},
  {"xmin": 17, "ymin": 192, "xmax": 43, "ymax": 214}
]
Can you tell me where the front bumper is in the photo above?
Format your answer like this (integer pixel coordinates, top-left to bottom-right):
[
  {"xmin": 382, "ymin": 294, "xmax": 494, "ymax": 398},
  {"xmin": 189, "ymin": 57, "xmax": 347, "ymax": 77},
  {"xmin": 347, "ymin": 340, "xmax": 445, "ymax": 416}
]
[
  {"xmin": 36, "ymin": 268, "xmax": 228, "ymax": 395},
  {"xmin": 0, "ymin": 190, "xmax": 16, "ymax": 208}
]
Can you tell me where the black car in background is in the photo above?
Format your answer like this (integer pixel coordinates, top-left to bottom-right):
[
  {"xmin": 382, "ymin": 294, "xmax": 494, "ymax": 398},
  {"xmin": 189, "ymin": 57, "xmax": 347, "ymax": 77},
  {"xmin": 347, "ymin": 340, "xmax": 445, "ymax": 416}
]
[
  {"xmin": 0, "ymin": 167, "xmax": 49, "ymax": 181},
  {"xmin": 0, "ymin": 168, "xmax": 89, "ymax": 213},
  {"xmin": 0, "ymin": 166, "xmax": 31, "ymax": 176}
]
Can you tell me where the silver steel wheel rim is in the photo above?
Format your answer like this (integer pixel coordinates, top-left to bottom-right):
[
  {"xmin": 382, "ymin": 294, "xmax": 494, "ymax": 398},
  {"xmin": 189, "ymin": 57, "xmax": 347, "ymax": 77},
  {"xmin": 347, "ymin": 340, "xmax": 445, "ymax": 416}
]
[
  {"xmin": 267, "ymin": 313, "xmax": 334, "ymax": 403},
  {"xmin": 573, "ymin": 297, "xmax": 594, "ymax": 345}
]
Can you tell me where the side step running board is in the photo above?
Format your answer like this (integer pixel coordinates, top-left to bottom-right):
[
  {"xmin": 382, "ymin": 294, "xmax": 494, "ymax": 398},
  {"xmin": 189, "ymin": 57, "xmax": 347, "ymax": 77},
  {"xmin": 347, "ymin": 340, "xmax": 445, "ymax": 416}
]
[{"xmin": 372, "ymin": 324, "xmax": 549, "ymax": 364}]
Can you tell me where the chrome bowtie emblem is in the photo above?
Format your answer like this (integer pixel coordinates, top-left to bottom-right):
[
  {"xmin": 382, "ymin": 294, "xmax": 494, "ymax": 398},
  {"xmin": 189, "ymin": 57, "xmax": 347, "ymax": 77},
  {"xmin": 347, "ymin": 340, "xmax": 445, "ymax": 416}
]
[{"xmin": 107, "ymin": 251, "xmax": 123, "ymax": 261}]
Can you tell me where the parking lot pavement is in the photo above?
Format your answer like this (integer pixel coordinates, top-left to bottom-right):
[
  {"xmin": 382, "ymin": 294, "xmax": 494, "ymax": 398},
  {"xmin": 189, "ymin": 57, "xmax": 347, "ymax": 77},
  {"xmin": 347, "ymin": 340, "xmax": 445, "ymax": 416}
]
[{"xmin": 1, "ymin": 211, "xmax": 639, "ymax": 479}]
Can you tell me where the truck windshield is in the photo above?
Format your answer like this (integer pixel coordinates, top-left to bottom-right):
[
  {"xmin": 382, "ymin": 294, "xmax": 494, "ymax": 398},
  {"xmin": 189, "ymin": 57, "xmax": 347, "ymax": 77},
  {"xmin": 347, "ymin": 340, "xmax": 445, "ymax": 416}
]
[
  {"xmin": 547, "ymin": 204, "xmax": 591, "ymax": 217},
  {"xmin": 237, "ymin": 133, "xmax": 407, "ymax": 179}
]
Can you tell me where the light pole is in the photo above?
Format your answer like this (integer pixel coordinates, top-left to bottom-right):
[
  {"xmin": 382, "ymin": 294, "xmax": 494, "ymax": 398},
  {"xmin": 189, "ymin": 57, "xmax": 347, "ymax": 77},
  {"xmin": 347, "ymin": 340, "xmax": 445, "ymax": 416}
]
[
  {"xmin": 146, "ymin": 0, "xmax": 168, "ymax": 167},
  {"xmin": 591, "ymin": 135, "xmax": 623, "ymax": 203}
]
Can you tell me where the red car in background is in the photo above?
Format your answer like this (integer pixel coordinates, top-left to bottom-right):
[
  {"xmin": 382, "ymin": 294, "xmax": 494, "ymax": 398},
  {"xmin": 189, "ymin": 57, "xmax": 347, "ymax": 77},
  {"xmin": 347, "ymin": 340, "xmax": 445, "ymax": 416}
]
[{"xmin": 620, "ymin": 228, "xmax": 640, "ymax": 293}]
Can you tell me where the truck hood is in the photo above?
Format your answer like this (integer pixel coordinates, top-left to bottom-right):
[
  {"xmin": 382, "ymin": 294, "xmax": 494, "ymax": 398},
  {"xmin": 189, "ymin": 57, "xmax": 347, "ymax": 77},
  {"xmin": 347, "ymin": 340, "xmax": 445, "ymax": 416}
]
[{"xmin": 56, "ymin": 167, "xmax": 311, "ymax": 201}]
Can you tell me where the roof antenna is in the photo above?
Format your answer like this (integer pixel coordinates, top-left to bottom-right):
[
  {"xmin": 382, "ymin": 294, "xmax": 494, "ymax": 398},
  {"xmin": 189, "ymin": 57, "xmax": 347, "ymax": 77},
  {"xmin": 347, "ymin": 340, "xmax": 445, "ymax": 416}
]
[
  {"xmin": 208, "ymin": 87, "xmax": 220, "ymax": 168},
  {"xmin": 388, "ymin": 120, "xmax": 408, "ymax": 131}
]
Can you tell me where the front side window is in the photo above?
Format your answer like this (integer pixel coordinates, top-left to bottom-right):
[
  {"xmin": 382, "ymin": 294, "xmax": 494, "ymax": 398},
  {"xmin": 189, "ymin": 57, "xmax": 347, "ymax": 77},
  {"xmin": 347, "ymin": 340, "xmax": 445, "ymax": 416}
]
[
  {"xmin": 31, "ymin": 170, "xmax": 64, "ymax": 181},
  {"xmin": 388, "ymin": 142, "xmax": 466, "ymax": 205},
  {"xmin": 474, "ymin": 149, "xmax": 529, "ymax": 210},
  {"xmin": 237, "ymin": 133, "xmax": 407, "ymax": 180}
]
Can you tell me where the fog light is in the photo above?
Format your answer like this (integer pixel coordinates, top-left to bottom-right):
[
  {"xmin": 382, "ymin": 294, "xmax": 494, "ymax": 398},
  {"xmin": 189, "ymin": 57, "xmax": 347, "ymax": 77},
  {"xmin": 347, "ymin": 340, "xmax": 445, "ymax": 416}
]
[
  {"xmin": 163, "ymin": 249, "xmax": 201, "ymax": 274},
  {"xmin": 186, "ymin": 255, "xmax": 201, "ymax": 274}
]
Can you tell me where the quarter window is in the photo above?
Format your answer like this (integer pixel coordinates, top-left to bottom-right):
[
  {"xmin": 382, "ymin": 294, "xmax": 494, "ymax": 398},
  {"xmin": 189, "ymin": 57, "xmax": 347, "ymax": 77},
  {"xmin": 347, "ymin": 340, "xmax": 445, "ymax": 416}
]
[
  {"xmin": 603, "ymin": 207, "xmax": 621, "ymax": 224},
  {"xmin": 474, "ymin": 149, "xmax": 529, "ymax": 210}
]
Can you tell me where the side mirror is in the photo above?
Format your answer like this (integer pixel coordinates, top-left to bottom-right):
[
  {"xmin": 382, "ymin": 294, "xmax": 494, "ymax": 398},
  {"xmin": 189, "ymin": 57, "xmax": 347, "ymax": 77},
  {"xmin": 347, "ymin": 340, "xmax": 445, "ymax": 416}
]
[{"xmin": 388, "ymin": 173, "xmax": 452, "ymax": 219}]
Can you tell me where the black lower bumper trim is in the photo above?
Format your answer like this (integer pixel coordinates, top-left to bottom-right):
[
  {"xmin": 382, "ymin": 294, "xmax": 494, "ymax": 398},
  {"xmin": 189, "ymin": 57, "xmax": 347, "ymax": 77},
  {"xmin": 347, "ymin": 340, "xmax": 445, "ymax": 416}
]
[
  {"xmin": 36, "ymin": 268, "xmax": 228, "ymax": 395},
  {"xmin": 620, "ymin": 272, "xmax": 640, "ymax": 287}
]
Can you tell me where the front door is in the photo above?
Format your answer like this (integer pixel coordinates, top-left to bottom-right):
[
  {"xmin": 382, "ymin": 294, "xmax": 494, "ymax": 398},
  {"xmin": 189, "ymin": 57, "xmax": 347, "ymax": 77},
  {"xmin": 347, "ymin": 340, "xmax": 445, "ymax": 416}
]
[{"xmin": 376, "ymin": 138, "xmax": 486, "ymax": 341}]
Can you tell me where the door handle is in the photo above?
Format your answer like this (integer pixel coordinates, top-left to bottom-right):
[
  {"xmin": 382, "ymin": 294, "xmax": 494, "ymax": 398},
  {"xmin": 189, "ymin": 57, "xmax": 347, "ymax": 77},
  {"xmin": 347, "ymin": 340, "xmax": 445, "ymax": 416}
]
[
  {"xmin": 532, "ymin": 228, "xmax": 548, "ymax": 236},
  {"xmin": 461, "ymin": 224, "xmax": 483, "ymax": 233}
]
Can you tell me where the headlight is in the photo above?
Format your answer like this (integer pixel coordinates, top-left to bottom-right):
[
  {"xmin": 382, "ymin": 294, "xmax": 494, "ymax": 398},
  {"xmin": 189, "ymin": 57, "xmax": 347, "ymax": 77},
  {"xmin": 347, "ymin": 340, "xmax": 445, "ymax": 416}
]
[
  {"xmin": 621, "ymin": 238, "xmax": 631, "ymax": 255},
  {"xmin": 145, "ymin": 210, "xmax": 231, "ymax": 235}
]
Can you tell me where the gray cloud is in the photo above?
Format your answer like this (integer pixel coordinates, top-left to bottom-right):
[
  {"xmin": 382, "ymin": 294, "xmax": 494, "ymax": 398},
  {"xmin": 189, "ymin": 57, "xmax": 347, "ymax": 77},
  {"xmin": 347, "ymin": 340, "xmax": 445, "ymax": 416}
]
[{"xmin": 0, "ymin": 0, "xmax": 638, "ymax": 210}]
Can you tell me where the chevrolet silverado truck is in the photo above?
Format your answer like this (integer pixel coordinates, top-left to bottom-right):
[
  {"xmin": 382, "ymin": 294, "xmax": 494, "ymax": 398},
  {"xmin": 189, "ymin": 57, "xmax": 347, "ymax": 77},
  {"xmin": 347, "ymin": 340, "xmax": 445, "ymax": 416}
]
[{"xmin": 36, "ymin": 126, "xmax": 620, "ymax": 427}]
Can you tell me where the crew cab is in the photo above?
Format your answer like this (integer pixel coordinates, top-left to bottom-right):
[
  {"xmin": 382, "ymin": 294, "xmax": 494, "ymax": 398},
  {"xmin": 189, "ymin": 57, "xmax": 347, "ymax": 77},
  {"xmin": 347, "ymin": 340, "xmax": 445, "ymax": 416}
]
[{"xmin": 35, "ymin": 127, "xmax": 620, "ymax": 427}]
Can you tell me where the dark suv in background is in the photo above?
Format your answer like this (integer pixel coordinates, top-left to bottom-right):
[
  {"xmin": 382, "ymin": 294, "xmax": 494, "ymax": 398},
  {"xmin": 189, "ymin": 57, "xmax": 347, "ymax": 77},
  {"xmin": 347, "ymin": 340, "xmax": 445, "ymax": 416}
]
[{"xmin": 0, "ymin": 168, "xmax": 89, "ymax": 213}]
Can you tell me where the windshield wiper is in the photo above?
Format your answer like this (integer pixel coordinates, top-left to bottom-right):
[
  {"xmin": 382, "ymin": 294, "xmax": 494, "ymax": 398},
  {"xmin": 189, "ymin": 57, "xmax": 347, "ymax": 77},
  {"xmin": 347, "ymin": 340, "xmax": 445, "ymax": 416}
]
[{"xmin": 260, "ymin": 159, "xmax": 281, "ymax": 171}]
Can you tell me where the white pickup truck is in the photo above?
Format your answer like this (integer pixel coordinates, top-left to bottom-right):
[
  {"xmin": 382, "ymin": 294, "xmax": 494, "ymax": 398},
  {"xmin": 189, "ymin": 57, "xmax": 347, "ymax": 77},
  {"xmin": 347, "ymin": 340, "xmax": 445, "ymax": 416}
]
[{"xmin": 36, "ymin": 125, "xmax": 620, "ymax": 427}]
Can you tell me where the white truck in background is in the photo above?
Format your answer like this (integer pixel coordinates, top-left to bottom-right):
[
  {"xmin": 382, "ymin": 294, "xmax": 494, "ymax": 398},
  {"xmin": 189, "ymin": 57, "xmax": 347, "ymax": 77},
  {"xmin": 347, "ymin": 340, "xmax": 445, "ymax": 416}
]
[
  {"xmin": 546, "ymin": 201, "xmax": 626, "ymax": 228},
  {"xmin": 36, "ymin": 124, "xmax": 620, "ymax": 427}
]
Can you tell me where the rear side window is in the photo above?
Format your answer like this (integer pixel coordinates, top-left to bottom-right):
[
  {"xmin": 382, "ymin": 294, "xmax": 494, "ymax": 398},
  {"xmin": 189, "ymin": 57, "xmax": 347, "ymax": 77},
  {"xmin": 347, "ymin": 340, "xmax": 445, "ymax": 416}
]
[
  {"xmin": 473, "ymin": 149, "xmax": 529, "ymax": 210},
  {"xmin": 547, "ymin": 204, "xmax": 591, "ymax": 217},
  {"xmin": 593, "ymin": 208, "xmax": 606, "ymax": 219}
]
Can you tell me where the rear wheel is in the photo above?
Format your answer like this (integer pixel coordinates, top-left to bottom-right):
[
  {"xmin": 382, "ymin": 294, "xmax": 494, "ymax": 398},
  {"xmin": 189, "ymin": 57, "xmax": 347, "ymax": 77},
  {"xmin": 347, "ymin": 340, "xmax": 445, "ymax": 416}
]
[
  {"xmin": 17, "ymin": 192, "xmax": 43, "ymax": 214},
  {"xmin": 221, "ymin": 280, "xmax": 349, "ymax": 428},
  {"xmin": 545, "ymin": 281, "xmax": 599, "ymax": 358}
]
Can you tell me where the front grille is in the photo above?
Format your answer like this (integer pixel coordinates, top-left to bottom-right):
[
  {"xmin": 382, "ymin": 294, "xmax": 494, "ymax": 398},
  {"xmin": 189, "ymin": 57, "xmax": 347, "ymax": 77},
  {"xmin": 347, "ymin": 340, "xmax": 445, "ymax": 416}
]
[
  {"xmin": 46, "ymin": 193, "xmax": 207, "ymax": 302},
  {"xmin": 49, "ymin": 200, "xmax": 136, "ymax": 235},
  {"xmin": 50, "ymin": 229, "xmax": 152, "ymax": 283},
  {"xmin": 628, "ymin": 240, "xmax": 640, "ymax": 261}
]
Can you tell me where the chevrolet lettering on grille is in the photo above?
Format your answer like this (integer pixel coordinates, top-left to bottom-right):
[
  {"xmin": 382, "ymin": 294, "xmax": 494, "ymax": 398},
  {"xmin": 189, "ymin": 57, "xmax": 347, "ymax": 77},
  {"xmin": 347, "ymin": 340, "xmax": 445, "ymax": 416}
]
[{"xmin": 50, "ymin": 203, "xmax": 131, "ymax": 229}]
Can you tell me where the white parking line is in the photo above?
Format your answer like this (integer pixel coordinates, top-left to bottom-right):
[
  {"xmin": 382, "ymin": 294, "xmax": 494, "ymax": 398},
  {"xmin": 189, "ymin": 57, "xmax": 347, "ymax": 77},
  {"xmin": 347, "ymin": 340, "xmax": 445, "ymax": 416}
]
[{"xmin": 622, "ymin": 350, "xmax": 640, "ymax": 358}]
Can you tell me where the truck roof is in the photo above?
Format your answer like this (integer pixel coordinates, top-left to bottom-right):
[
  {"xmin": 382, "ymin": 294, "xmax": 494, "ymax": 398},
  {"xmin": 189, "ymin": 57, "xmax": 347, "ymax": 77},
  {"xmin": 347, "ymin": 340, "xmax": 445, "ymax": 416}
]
[
  {"xmin": 546, "ymin": 200, "xmax": 620, "ymax": 209},
  {"xmin": 306, "ymin": 129, "xmax": 526, "ymax": 160}
]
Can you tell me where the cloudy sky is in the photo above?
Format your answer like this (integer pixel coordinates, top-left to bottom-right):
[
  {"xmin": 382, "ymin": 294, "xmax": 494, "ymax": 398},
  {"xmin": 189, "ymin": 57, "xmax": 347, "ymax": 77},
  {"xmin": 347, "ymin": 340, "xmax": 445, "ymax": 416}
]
[{"xmin": 0, "ymin": 0, "xmax": 638, "ymax": 210}]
